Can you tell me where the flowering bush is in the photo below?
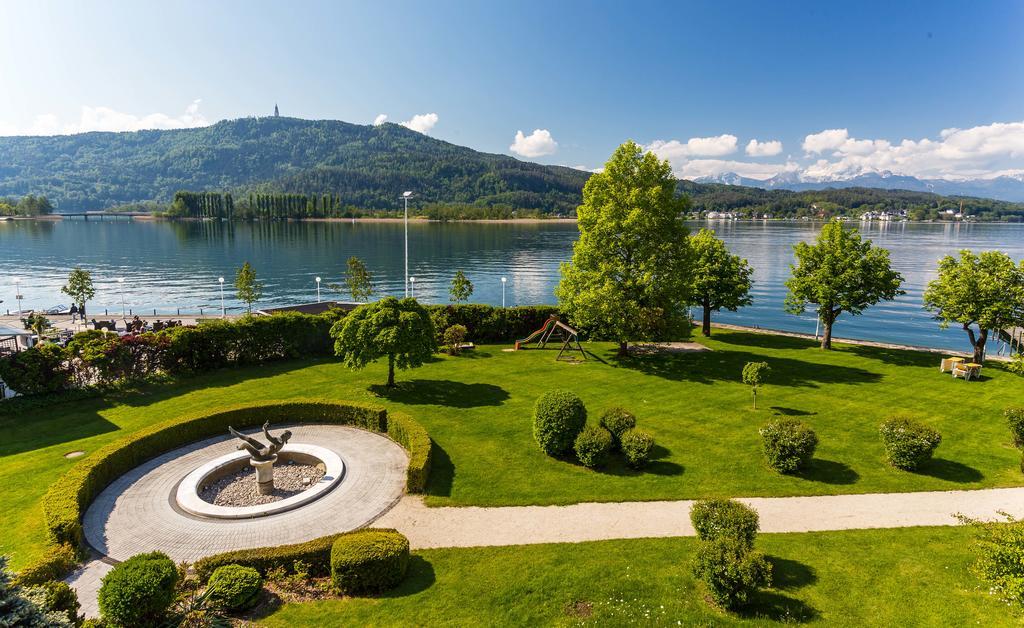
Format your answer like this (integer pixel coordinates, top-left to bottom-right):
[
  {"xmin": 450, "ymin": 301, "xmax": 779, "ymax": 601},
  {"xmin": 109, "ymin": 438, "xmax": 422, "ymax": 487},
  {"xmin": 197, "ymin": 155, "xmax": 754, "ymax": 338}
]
[
  {"xmin": 879, "ymin": 417, "xmax": 941, "ymax": 470},
  {"xmin": 759, "ymin": 419, "xmax": 818, "ymax": 473},
  {"xmin": 690, "ymin": 499, "xmax": 760, "ymax": 550},
  {"xmin": 960, "ymin": 513, "xmax": 1024, "ymax": 608}
]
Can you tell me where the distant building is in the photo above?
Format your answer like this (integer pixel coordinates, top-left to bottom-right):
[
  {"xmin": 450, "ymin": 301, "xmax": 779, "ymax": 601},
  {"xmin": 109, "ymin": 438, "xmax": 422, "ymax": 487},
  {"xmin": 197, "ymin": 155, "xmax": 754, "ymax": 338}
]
[{"xmin": 274, "ymin": 104, "xmax": 280, "ymax": 117}]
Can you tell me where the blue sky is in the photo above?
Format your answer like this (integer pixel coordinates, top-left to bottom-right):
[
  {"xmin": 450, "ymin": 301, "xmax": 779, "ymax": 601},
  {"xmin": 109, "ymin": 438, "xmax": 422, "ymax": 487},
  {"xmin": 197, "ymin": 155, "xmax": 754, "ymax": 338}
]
[{"xmin": 1, "ymin": 0, "xmax": 1022, "ymax": 180}]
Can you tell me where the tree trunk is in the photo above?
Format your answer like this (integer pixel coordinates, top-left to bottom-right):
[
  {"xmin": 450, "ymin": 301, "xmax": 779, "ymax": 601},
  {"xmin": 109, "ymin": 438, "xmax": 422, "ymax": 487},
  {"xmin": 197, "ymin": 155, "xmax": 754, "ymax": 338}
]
[
  {"xmin": 752, "ymin": 389, "xmax": 757, "ymax": 410},
  {"xmin": 702, "ymin": 304, "xmax": 712, "ymax": 337},
  {"xmin": 965, "ymin": 324, "xmax": 988, "ymax": 364},
  {"xmin": 820, "ymin": 317, "xmax": 833, "ymax": 350},
  {"xmin": 618, "ymin": 341, "xmax": 629, "ymax": 357},
  {"xmin": 387, "ymin": 354, "xmax": 396, "ymax": 387}
]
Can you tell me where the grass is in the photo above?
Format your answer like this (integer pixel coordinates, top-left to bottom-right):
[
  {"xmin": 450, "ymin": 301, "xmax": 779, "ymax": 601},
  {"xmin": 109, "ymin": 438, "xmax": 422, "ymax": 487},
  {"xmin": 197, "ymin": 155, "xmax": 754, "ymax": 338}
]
[
  {"xmin": 260, "ymin": 526, "xmax": 1021, "ymax": 626},
  {"xmin": 2, "ymin": 330, "xmax": 1024, "ymax": 569}
]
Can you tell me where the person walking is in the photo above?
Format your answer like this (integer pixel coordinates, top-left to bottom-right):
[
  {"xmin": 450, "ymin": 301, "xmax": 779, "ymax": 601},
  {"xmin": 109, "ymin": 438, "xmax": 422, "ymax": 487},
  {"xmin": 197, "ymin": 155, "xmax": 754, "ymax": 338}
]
[
  {"xmin": 70, "ymin": 303, "xmax": 79, "ymax": 323},
  {"xmin": 79, "ymin": 302, "xmax": 86, "ymax": 320}
]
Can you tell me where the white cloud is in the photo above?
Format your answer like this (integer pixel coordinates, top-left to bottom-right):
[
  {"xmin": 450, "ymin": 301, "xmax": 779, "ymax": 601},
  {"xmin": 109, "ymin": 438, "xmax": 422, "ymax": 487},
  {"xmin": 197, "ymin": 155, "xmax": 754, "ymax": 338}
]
[
  {"xmin": 0, "ymin": 100, "xmax": 210, "ymax": 136},
  {"xmin": 373, "ymin": 114, "xmax": 388, "ymax": 126},
  {"xmin": 647, "ymin": 134, "xmax": 738, "ymax": 160},
  {"xmin": 400, "ymin": 112, "xmax": 439, "ymax": 134},
  {"xmin": 510, "ymin": 129, "xmax": 558, "ymax": 158},
  {"xmin": 745, "ymin": 139, "xmax": 783, "ymax": 157},
  {"xmin": 802, "ymin": 128, "xmax": 850, "ymax": 154}
]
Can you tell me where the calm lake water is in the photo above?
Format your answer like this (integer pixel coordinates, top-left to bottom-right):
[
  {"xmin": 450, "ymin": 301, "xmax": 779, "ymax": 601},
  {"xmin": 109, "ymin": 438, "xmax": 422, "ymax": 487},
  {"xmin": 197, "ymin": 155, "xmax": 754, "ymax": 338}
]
[{"xmin": 2, "ymin": 218, "xmax": 1023, "ymax": 351}]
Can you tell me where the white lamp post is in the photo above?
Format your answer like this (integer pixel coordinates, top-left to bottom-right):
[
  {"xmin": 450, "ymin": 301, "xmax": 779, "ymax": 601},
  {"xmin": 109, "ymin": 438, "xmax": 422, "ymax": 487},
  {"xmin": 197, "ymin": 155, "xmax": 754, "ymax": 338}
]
[
  {"xmin": 409, "ymin": 276, "xmax": 416, "ymax": 299},
  {"xmin": 401, "ymin": 191, "xmax": 413, "ymax": 297},
  {"xmin": 501, "ymin": 276, "xmax": 507, "ymax": 308},
  {"xmin": 315, "ymin": 276, "xmax": 322, "ymax": 303},
  {"xmin": 13, "ymin": 278, "xmax": 22, "ymax": 316},
  {"xmin": 218, "ymin": 277, "xmax": 225, "ymax": 318},
  {"xmin": 117, "ymin": 277, "xmax": 126, "ymax": 318}
]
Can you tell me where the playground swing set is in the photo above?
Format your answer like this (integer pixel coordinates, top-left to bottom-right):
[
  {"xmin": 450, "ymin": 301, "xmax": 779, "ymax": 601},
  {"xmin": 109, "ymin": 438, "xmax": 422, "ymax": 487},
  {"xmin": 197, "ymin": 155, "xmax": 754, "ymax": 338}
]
[{"xmin": 513, "ymin": 314, "xmax": 586, "ymax": 361}]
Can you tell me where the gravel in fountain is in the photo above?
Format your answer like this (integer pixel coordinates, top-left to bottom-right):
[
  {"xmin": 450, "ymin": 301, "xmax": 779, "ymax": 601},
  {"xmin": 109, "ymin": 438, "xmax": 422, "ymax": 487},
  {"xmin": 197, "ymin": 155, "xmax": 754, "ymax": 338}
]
[{"xmin": 199, "ymin": 462, "xmax": 326, "ymax": 506}]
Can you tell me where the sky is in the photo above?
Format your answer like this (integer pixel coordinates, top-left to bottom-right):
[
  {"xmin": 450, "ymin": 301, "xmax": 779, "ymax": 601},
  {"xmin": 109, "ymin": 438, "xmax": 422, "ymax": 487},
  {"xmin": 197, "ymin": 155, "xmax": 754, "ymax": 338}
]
[{"xmin": 1, "ymin": 0, "xmax": 1023, "ymax": 181}]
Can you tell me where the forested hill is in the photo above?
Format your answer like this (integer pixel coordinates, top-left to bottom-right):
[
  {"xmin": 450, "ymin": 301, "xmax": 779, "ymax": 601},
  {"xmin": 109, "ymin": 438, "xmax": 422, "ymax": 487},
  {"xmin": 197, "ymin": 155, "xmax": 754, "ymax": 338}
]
[{"xmin": 0, "ymin": 117, "xmax": 590, "ymax": 213}]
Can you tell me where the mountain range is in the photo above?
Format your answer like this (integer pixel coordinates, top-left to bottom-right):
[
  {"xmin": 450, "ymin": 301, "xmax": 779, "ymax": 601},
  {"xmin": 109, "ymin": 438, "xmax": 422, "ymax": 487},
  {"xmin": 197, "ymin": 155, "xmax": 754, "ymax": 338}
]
[{"xmin": 695, "ymin": 170, "xmax": 1024, "ymax": 202}]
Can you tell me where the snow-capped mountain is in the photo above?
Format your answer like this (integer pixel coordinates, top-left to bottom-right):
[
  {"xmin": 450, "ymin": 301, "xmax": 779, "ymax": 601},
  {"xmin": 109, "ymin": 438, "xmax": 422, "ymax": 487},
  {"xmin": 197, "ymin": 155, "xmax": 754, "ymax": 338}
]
[{"xmin": 694, "ymin": 171, "xmax": 1024, "ymax": 202}]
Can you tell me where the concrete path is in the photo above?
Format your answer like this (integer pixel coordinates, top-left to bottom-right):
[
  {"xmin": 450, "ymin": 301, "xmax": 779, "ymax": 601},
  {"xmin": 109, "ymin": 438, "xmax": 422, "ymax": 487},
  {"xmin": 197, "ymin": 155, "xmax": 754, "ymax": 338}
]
[{"xmin": 375, "ymin": 487, "xmax": 1024, "ymax": 549}]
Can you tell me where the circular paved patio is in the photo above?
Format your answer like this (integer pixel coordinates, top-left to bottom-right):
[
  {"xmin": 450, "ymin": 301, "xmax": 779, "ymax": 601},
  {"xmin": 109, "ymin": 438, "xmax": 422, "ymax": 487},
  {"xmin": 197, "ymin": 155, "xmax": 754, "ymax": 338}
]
[{"xmin": 83, "ymin": 424, "xmax": 408, "ymax": 562}]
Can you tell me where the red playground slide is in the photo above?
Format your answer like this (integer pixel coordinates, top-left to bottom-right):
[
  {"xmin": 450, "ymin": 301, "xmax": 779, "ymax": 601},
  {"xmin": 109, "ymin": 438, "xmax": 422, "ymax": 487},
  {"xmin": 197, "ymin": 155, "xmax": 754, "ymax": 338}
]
[{"xmin": 515, "ymin": 316, "xmax": 557, "ymax": 350}]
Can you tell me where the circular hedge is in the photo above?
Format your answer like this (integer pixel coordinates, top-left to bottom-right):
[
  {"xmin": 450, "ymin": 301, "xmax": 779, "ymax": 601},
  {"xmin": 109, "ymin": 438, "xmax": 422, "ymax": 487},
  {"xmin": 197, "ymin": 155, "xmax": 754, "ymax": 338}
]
[
  {"xmin": 205, "ymin": 564, "xmax": 263, "ymax": 611},
  {"xmin": 330, "ymin": 529, "xmax": 410, "ymax": 595},
  {"xmin": 97, "ymin": 551, "xmax": 178, "ymax": 627},
  {"xmin": 533, "ymin": 390, "xmax": 587, "ymax": 456}
]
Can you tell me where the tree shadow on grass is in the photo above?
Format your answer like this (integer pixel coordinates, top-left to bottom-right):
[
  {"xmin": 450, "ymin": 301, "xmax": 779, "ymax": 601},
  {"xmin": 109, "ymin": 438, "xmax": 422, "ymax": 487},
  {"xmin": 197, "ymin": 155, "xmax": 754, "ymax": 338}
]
[
  {"xmin": 369, "ymin": 380, "xmax": 510, "ymax": 408},
  {"xmin": 770, "ymin": 406, "xmax": 817, "ymax": 417},
  {"xmin": 844, "ymin": 343, "xmax": 943, "ymax": 368},
  {"xmin": 795, "ymin": 458, "xmax": 860, "ymax": 485},
  {"xmin": 380, "ymin": 556, "xmax": 437, "ymax": 598},
  {"xmin": 425, "ymin": 441, "xmax": 454, "ymax": 498},
  {"xmin": 710, "ymin": 331, "xmax": 821, "ymax": 351},
  {"xmin": 914, "ymin": 458, "xmax": 984, "ymax": 483}
]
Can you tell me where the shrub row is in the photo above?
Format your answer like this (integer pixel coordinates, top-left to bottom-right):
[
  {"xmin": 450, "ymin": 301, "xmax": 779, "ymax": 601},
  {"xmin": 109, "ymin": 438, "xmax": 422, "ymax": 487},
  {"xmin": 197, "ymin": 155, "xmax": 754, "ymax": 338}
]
[
  {"xmin": 330, "ymin": 529, "xmax": 410, "ymax": 595},
  {"xmin": 41, "ymin": 400, "xmax": 429, "ymax": 576},
  {"xmin": 387, "ymin": 410, "xmax": 433, "ymax": 493},
  {"xmin": 195, "ymin": 533, "xmax": 343, "ymax": 582},
  {"xmin": 427, "ymin": 304, "xmax": 561, "ymax": 343}
]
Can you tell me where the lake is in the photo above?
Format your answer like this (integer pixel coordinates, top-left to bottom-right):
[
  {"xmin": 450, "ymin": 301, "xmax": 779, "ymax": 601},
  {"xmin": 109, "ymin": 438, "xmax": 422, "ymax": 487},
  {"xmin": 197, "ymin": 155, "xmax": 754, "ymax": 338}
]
[{"xmin": 2, "ymin": 218, "xmax": 1023, "ymax": 352}]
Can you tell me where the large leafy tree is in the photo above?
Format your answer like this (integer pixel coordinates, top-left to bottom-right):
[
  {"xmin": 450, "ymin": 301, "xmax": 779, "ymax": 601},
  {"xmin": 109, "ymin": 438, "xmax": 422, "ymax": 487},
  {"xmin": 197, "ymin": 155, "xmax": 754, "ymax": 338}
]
[
  {"xmin": 60, "ymin": 268, "xmax": 95, "ymax": 310},
  {"xmin": 331, "ymin": 296, "xmax": 437, "ymax": 387},
  {"xmin": 556, "ymin": 141, "xmax": 692, "ymax": 356},
  {"xmin": 923, "ymin": 250, "xmax": 1024, "ymax": 363},
  {"xmin": 784, "ymin": 220, "xmax": 904, "ymax": 350},
  {"xmin": 234, "ymin": 261, "xmax": 264, "ymax": 313},
  {"xmin": 690, "ymin": 228, "xmax": 754, "ymax": 336}
]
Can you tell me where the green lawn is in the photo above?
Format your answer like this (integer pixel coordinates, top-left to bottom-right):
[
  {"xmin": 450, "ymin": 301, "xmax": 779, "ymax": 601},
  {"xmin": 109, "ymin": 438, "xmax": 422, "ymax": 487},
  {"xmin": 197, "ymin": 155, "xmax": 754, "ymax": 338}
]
[
  {"xmin": 2, "ymin": 330, "xmax": 1023, "ymax": 569},
  {"xmin": 261, "ymin": 526, "xmax": 1020, "ymax": 626}
]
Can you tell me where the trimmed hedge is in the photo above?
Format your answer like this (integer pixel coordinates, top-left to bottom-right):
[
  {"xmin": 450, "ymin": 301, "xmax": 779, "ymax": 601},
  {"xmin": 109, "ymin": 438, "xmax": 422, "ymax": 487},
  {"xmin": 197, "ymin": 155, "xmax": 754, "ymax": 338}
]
[
  {"xmin": 427, "ymin": 305, "xmax": 561, "ymax": 343},
  {"xmin": 42, "ymin": 400, "xmax": 429, "ymax": 568},
  {"xmin": 620, "ymin": 428, "xmax": 655, "ymax": 469},
  {"xmin": 574, "ymin": 425, "xmax": 613, "ymax": 468},
  {"xmin": 97, "ymin": 551, "xmax": 178, "ymax": 627},
  {"xmin": 387, "ymin": 410, "xmax": 432, "ymax": 493},
  {"xmin": 13, "ymin": 543, "xmax": 79, "ymax": 587},
  {"xmin": 533, "ymin": 390, "xmax": 587, "ymax": 456},
  {"xmin": 205, "ymin": 564, "xmax": 263, "ymax": 611},
  {"xmin": 330, "ymin": 529, "xmax": 410, "ymax": 595},
  {"xmin": 598, "ymin": 407, "xmax": 637, "ymax": 447},
  {"xmin": 195, "ymin": 533, "xmax": 343, "ymax": 583}
]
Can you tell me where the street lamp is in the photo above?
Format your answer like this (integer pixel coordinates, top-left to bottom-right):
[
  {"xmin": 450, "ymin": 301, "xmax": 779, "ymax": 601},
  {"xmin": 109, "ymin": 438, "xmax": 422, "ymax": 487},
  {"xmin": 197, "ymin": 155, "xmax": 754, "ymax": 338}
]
[
  {"xmin": 409, "ymin": 276, "xmax": 416, "ymax": 299},
  {"xmin": 315, "ymin": 276, "xmax": 322, "ymax": 303},
  {"xmin": 117, "ymin": 277, "xmax": 126, "ymax": 318},
  {"xmin": 218, "ymin": 277, "xmax": 225, "ymax": 318},
  {"xmin": 13, "ymin": 278, "xmax": 22, "ymax": 316},
  {"xmin": 501, "ymin": 276, "xmax": 507, "ymax": 308},
  {"xmin": 400, "ymin": 191, "xmax": 413, "ymax": 297}
]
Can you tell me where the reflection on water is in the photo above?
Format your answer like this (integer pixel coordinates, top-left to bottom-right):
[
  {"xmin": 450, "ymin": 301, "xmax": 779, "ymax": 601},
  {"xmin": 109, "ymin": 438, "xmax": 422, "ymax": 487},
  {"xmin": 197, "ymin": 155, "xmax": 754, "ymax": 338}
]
[{"xmin": 2, "ymin": 218, "xmax": 1022, "ymax": 351}]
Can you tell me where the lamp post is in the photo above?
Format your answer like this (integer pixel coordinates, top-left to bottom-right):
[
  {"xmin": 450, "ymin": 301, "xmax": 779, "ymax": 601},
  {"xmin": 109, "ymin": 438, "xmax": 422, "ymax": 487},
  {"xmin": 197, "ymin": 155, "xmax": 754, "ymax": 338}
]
[
  {"xmin": 117, "ymin": 277, "xmax": 126, "ymax": 318},
  {"xmin": 401, "ymin": 191, "xmax": 413, "ymax": 297},
  {"xmin": 315, "ymin": 276, "xmax": 321, "ymax": 303},
  {"xmin": 13, "ymin": 278, "xmax": 22, "ymax": 316},
  {"xmin": 501, "ymin": 276, "xmax": 507, "ymax": 308},
  {"xmin": 409, "ymin": 276, "xmax": 416, "ymax": 299},
  {"xmin": 218, "ymin": 277, "xmax": 225, "ymax": 318}
]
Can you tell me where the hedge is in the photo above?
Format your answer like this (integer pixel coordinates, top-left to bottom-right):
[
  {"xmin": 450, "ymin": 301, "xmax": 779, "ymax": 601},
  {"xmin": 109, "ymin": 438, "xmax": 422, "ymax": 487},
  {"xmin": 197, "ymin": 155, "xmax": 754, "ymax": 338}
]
[
  {"xmin": 204, "ymin": 564, "xmax": 263, "ymax": 611},
  {"xmin": 426, "ymin": 304, "xmax": 561, "ymax": 343},
  {"xmin": 330, "ymin": 528, "xmax": 410, "ymax": 595},
  {"xmin": 12, "ymin": 543, "xmax": 79, "ymax": 587},
  {"xmin": 194, "ymin": 533, "xmax": 343, "ymax": 583},
  {"xmin": 41, "ymin": 400, "xmax": 430, "ymax": 572}
]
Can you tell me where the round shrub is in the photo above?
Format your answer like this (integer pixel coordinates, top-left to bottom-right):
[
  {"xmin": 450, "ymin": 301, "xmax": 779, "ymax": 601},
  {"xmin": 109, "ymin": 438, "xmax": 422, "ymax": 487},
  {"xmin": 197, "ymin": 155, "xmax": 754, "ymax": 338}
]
[
  {"xmin": 879, "ymin": 417, "xmax": 942, "ymax": 471},
  {"xmin": 620, "ymin": 428, "xmax": 655, "ymax": 469},
  {"xmin": 598, "ymin": 407, "xmax": 637, "ymax": 446},
  {"xmin": 690, "ymin": 499, "xmax": 760, "ymax": 549},
  {"xmin": 205, "ymin": 564, "xmax": 263, "ymax": 611},
  {"xmin": 1007, "ymin": 407, "xmax": 1024, "ymax": 448},
  {"xmin": 574, "ymin": 425, "xmax": 613, "ymax": 468},
  {"xmin": 97, "ymin": 551, "xmax": 178, "ymax": 627},
  {"xmin": 533, "ymin": 390, "xmax": 587, "ymax": 456},
  {"xmin": 692, "ymin": 536, "xmax": 772, "ymax": 610},
  {"xmin": 330, "ymin": 529, "xmax": 410, "ymax": 595},
  {"xmin": 36, "ymin": 580, "xmax": 81, "ymax": 625},
  {"xmin": 442, "ymin": 324, "xmax": 468, "ymax": 356},
  {"xmin": 759, "ymin": 419, "xmax": 818, "ymax": 473}
]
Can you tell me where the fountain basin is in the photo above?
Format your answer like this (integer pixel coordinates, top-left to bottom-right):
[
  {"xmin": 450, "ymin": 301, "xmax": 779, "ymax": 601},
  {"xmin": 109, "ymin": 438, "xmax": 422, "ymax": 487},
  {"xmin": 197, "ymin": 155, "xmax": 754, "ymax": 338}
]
[{"xmin": 175, "ymin": 444, "xmax": 344, "ymax": 519}]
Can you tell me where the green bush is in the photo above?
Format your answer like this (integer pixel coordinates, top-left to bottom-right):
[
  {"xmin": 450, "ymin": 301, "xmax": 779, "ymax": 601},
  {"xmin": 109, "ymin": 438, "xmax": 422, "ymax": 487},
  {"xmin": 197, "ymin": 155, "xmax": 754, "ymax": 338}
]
[
  {"xmin": 97, "ymin": 551, "xmax": 178, "ymax": 627},
  {"xmin": 427, "ymin": 304, "xmax": 561, "ymax": 343},
  {"xmin": 759, "ymin": 419, "xmax": 818, "ymax": 473},
  {"xmin": 14, "ymin": 543, "xmax": 79, "ymax": 587},
  {"xmin": 42, "ymin": 400, "xmax": 425, "ymax": 563},
  {"xmin": 692, "ymin": 536, "xmax": 772, "ymax": 610},
  {"xmin": 879, "ymin": 417, "xmax": 942, "ymax": 471},
  {"xmin": 1007, "ymin": 354, "xmax": 1024, "ymax": 377},
  {"xmin": 0, "ymin": 343, "xmax": 72, "ymax": 395},
  {"xmin": 573, "ymin": 425, "xmax": 613, "ymax": 468},
  {"xmin": 1007, "ymin": 407, "xmax": 1024, "ymax": 448},
  {"xmin": 33, "ymin": 580, "xmax": 81, "ymax": 626},
  {"xmin": 330, "ymin": 529, "xmax": 410, "ymax": 595},
  {"xmin": 195, "ymin": 534, "xmax": 342, "ymax": 583},
  {"xmin": 386, "ymin": 410, "xmax": 432, "ymax": 493},
  {"xmin": 533, "ymin": 390, "xmax": 587, "ymax": 456},
  {"xmin": 961, "ymin": 513, "xmax": 1024, "ymax": 608},
  {"xmin": 690, "ymin": 499, "xmax": 760, "ymax": 550},
  {"xmin": 0, "ymin": 556, "xmax": 70, "ymax": 628},
  {"xmin": 442, "ymin": 324, "xmax": 468, "ymax": 356},
  {"xmin": 620, "ymin": 428, "xmax": 655, "ymax": 469},
  {"xmin": 598, "ymin": 407, "xmax": 636, "ymax": 446},
  {"xmin": 205, "ymin": 564, "xmax": 263, "ymax": 611}
]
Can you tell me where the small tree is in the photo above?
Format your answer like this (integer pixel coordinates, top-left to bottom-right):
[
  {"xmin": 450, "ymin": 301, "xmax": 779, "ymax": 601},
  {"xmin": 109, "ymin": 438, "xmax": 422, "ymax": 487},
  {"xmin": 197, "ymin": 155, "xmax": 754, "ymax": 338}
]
[
  {"xmin": 449, "ymin": 270, "xmax": 474, "ymax": 303},
  {"xmin": 60, "ymin": 268, "xmax": 96, "ymax": 311},
  {"xmin": 21, "ymin": 313, "xmax": 51, "ymax": 339},
  {"xmin": 690, "ymin": 228, "xmax": 754, "ymax": 336},
  {"xmin": 343, "ymin": 256, "xmax": 374, "ymax": 302},
  {"xmin": 234, "ymin": 262, "xmax": 263, "ymax": 314},
  {"xmin": 331, "ymin": 296, "xmax": 437, "ymax": 387},
  {"xmin": 784, "ymin": 220, "xmax": 904, "ymax": 349},
  {"xmin": 923, "ymin": 250, "xmax": 1024, "ymax": 364},
  {"xmin": 742, "ymin": 361, "xmax": 770, "ymax": 410}
]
